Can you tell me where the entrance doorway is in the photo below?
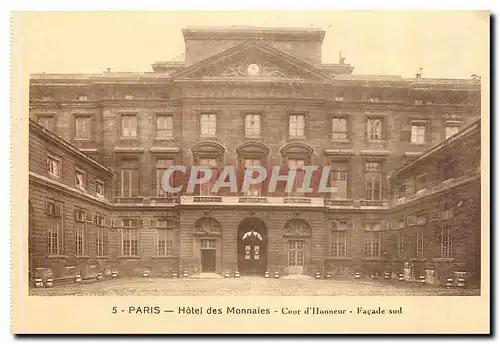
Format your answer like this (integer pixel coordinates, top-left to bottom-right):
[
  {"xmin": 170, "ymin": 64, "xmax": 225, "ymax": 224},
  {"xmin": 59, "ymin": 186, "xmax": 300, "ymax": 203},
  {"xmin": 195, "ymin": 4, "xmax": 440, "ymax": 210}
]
[
  {"xmin": 201, "ymin": 239, "xmax": 216, "ymax": 273},
  {"xmin": 238, "ymin": 218, "xmax": 267, "ymax": 275},
  {"xmin": 287, "ymin": 240, "xmax": 305, "ymax": 275}
]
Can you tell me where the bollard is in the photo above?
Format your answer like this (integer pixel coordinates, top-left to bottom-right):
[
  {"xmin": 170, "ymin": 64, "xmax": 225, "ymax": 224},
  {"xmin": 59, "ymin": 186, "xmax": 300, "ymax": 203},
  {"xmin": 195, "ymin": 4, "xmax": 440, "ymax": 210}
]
[
  {"xmin": 172, "ymin": 271, "xmax": 178, "ymax": 278},
  {"xmin": 111, "ymin": 270, "xmax": 118, "ymax": 278},
  {"xmin": 445, "ymin": 278, "xmax": 454, "ymax": 288},
  {"xmin": 274, "ymin": 271, "xmax": 280, "ymax": 279},
  {"xmin": 384, "ymin": 272, "xmax": 390, "ymax": 280},
  {"xmin": 182, "ymin": 270, "xmax": 189, "ymax": 278},
  {"xmin": 419, "ymin": 275, "xmax": 426, "ymax": 284},
  {"xmin": 354, "ymin": 272, "xmax": 361, "ymax": 280},
  {"xmin": 457, "ymin": 277, "xmax": 466, "ymax": 288},
  {"xmin": 325, "ymin": 273, "xmax": 331, "ymax": 279},
  {"xmin": 45, "ymin": 278, "xmax": 54, "ymax": 288},
  {"xmin": 34, "ymin": 278, "xmax": 44, "ymax": 288},
  {"xmin": 398, "ymin": 273, "xmax": 404, "ymax": 281},
  {"xmin": 75, "ymin": 274, "xmax": 82, "ymax": 283},
  {"xmin": 142, "ymin": 271, "xmax": 149, "ymax": 278},
  {"xmin": 234, "ymin": 271, "xmax": 240, "ymax": 278},
  {"xmin": 315, "ymin": 272, "xmax": 321, "ymax": 279},
  {"xmin": 224, "ymin": 270, "xmax": 230, "ymax": 278},
  {"xmin": 264, "ymin": 271, "xmax": 270, "ymax": 278},
  {"xmin": 96, "ymin": 273, "xmax": 103, "ymax": 281}
]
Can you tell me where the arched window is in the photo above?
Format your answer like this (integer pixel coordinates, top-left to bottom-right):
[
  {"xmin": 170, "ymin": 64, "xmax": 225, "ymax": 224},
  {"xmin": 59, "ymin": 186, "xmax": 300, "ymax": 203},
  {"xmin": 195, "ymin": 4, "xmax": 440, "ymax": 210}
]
[{"xmin": 191, "ymin": 141, "xmax": 225, "ymax": 196}]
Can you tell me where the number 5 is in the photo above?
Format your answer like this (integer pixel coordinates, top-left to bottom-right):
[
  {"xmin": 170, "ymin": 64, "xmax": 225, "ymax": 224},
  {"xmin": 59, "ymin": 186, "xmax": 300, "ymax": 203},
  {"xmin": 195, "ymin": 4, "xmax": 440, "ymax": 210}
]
[{"xmin": 112, "ymin": 306, "xmax": 117, "ymax": 314}]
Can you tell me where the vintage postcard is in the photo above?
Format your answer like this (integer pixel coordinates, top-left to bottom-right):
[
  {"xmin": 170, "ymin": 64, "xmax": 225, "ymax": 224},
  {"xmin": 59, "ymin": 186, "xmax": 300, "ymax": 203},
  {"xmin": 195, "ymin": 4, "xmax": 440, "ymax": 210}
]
[{"xmin": 11, "ymin": 11, "xmax": 490, "ymax": 334}]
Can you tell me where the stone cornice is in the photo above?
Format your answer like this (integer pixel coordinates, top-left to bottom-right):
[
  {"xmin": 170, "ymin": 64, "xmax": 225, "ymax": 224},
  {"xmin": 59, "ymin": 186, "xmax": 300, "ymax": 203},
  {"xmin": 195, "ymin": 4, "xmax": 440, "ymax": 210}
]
[
  {"xmin": 29, "ymin": 119, "xmax": 113, "ymax": 174},
  {"xmin": 29, "ymin": 172, "xmax": 113, "ymax": 209},
  {"xmin": 182, "ymin": 26, "xmax": 326, "ymax": 42}
]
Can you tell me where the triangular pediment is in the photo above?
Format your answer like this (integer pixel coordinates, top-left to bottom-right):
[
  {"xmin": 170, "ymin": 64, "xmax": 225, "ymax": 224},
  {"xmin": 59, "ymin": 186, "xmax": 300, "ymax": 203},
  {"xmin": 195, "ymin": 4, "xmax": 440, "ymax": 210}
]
[{"xmin": 172, "ymin": 41, "xmax": 333, "ymax": 81}]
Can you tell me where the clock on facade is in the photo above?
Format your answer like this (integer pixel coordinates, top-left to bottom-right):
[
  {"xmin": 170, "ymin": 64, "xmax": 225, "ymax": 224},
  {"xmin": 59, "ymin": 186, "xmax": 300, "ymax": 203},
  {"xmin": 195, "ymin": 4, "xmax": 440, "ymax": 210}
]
[{"xmin": 246, "ymin": 63, "xmax": 261, "ymax": 76}]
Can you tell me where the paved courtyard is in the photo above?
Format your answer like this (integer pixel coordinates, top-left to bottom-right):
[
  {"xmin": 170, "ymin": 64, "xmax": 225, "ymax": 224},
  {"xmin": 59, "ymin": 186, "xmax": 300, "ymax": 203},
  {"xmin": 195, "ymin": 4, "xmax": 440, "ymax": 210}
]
[{"xmin": 29, "ymin": 277, "xmax": 480, "ymax": 296}]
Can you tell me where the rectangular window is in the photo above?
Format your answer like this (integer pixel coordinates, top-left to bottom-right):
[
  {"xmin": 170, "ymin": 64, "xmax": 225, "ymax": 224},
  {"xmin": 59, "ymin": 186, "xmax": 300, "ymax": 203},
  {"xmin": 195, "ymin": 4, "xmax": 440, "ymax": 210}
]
[
  {"xmin": 96, "ymin": 218, "xmax": 106, "ymax": 257},
  {"xmin": 330, "ymin": 231, "xmax": 346, "ymax": 257},
  {"xmin": 96, "ymin": 180, "xmax": 105, "ymax": 198},
  {"xmin": 365, "ymin": 161, "xmax": 382, "ymax": 200},
  {"xmin": 415, "ymin": 173, "xmax": 427, "ymax": 192},
  {"xmin": 331, "ymin": 162, "xmax": 348, "ymax": 199},
  {"xmin": 46, "ymin": 202, "xmax": 63, "ymax": 255},
  {"xmin": 245, "ymin": 114, "xmax": 261, "ymax": 137},
  {"xmin": 445, "ymin": 126, "xmax": 459, "ymax": 139},
  {"xmin": 122, "ymin": 219, "xmax": 139, "ymax": 256},
  {"xmin": 157, "ymin": 218, "xmax": 174, "ymax": 257},
  {"xmin": 201, "ymin": 113, "xmax": 216, "ymax": 136},
  {"xmin": 411, "ymin": 124, "xmax": 426, "ymax": 144},
  {"xmin": 441, "ymin": 159, "xmax": 457, "ymax": 182},
  {"xmin": 441, "ymin": 223, "xmax": 453, "ymax": 258},
  {"xmin": 75, "ymin": 168, "xmax": 86, "ymax": 190},
  {"xmin": 75, "ymin": 221, "xmax": 86, "ymax": 256},
  {"xmin": 201, "ymin": 239, "xmax": 216, "ymax": 249},
  {"xmin": 289, "ymin": 114, "xmax": 305, "ymax": 137},
  {"xmin": 75, "ymin": 116, "xmax": 91, "ymax": 140},
  {"xmin": 47, "ymin": 155, "xmax": 61, "ymax": 178},
  {"xmin": 416, "ymin": 227, "xmax": 425, "ymax": 259},
  {"xmin": 156, "ymin": 159, "xmax": 173, "ymax": 197},
  {"xmin": 121, "ymin": 115, "xmax": 137, "ymax": 138},
  {"xmin": 199, "ymin": 158, "xmax": 218, "ymax": 196},
  {"xmin": 38, "ymin": 116, "xmax": 55, "ymax": 132},
  {"xmin": 367, "ymin": 118, "xmax": 383, "ymax": 140},
  {"xmin": 363, "ymin": 231, "xmax": 381, "ymax": 258},
  {"xmin": 121, "ymin": 169, "xmax": 139, "ymax": 197},
  {"xmin": 332, "ymin": 117, "xmax": 348, "ymax": 140},
  {"xmin": 157, "ymin": 115, "xmax": 173, "ymax": 139},
  {"xmin": 244, "ymin": 159, "xmax": 262, "ymax": 197},
  {"xmin": 288, "ymin": 158, "xmax": 305, "ymax": 196},
  {"xmin": 397, "ymin": 229, "xmax": 405, "ymax": 257}
]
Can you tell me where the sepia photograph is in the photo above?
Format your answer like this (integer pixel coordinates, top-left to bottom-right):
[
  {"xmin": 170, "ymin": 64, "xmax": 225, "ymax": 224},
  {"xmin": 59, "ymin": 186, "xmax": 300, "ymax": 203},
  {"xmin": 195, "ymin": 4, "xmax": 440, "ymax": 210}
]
[{"xmin": 11, "ymin": 10, "xmax": 490, "ymax": 334}]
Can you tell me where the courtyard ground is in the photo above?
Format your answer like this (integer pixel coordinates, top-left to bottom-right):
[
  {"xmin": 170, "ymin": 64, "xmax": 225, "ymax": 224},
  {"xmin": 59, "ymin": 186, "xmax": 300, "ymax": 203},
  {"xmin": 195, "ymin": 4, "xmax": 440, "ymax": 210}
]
[{"xmin": 29, "ymin": 276, "xmax": 480, "ymax": 296}]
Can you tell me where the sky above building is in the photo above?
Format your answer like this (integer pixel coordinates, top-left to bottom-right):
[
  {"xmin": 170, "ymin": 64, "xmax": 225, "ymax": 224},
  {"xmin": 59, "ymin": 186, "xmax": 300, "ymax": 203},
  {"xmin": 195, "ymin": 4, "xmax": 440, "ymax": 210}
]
[{"xmin": 17, "ymin": 11, "xmax": 488, "ymax": 79}]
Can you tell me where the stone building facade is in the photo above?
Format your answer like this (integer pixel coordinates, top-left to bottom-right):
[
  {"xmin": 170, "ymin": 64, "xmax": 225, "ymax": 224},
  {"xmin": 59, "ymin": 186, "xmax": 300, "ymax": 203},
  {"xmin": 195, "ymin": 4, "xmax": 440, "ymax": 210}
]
[
  {"xmin": 388, "ymin": 119, "xmax": 481, "ymax": 285},
  {"xmin": 28, "ymin": 27, "xmax": 481, "ymax": 283}
]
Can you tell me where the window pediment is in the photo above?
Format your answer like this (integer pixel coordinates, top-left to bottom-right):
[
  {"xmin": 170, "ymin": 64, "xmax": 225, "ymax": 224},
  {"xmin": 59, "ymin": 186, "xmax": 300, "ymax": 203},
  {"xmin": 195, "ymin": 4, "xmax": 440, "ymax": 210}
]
[
  {"xmin": 280, "ymin": 142, "xmax": 314, "ymax": 156},
  {"xmin": 194, "ymin": 217, "xmax": 221, "ymax": 236},
  {"xmin": 191, "ymin": 141, "xmax": 225, "ymax": 156},
  {"xmin": 284, "ymin": 219, "xmax": 312, "ymax": 237},
  {"xmin": 236, "ymin": 141, "xmax": 269, "ymax": 157}
]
